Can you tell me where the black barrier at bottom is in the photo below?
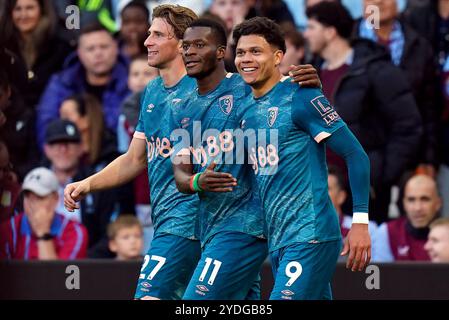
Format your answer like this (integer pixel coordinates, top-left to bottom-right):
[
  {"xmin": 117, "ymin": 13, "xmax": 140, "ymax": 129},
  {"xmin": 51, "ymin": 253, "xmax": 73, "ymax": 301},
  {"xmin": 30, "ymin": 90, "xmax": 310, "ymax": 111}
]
[{"xmin": 0, "ymin": 261, "xmax": 448, "ymax": 300}]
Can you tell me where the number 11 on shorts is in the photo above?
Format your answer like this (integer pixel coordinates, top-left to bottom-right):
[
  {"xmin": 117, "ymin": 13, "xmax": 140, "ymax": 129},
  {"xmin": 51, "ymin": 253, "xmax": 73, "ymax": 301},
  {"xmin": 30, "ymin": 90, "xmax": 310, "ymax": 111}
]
[{"xmin": 199, "ymin": 257, "xmax": 222, "ymax": 285}]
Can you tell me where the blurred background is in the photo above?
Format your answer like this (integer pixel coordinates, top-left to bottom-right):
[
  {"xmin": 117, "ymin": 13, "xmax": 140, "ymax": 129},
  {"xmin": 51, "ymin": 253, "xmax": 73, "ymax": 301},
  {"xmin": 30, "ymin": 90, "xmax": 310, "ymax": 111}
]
[{"xmin": 1, "ymin": 0, "xmax": 449, "ymax": 299}]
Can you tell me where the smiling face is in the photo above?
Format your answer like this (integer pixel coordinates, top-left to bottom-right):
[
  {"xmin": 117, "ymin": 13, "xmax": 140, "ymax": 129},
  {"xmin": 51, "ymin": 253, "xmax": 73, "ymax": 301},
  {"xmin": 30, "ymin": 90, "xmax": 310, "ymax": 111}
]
[
  {"xmin": 182, "ymin": 26, "xmax": 224, "ymax": 79},
  {"xmin": 12, "ymin": 0, "xmax": 42, "ymax": 34},
  {"xmin": 143, "ymin": 17, "xmax": 181, "ymax": 69},
  {"xmin": 235, "ymin": 34, "xmax": 283, "ymax": 91}
]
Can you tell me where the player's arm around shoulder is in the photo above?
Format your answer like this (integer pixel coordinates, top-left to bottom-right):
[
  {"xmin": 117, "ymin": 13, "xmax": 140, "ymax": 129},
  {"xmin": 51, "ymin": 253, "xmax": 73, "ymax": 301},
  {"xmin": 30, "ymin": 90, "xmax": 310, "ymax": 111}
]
[{"xmin": 64, "ymin": 137, "xmax": 147, "ymax": 212}]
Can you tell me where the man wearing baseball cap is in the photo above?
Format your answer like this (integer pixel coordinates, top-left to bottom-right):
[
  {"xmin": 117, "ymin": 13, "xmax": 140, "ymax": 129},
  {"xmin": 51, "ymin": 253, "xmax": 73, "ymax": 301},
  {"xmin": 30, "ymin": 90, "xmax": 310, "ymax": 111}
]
[
  {"xmin": 42, "ymin": 118, "xmax": 135, "ymax": 258},
  {"xmin": 0, "ymin": 167, "xmax": 88, "ymax": 260}
]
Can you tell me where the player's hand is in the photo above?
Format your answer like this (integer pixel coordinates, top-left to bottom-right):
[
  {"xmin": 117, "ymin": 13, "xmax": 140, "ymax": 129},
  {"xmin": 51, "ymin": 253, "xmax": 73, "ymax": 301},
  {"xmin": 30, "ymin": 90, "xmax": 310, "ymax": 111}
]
[
  {"xmin": 198, "ymin": 162, "xmax": 237, "ymax": 193},
  {"xmin": 288, "ymin": 64, "xmax": 322, "ymax": 88},
  {"xmin": 64, "ymin": 180, "xmax": 91, "ymax": 212},
  {"xmin": 340, "ymin": 223, "xmax": 371, "ymax": 272}
]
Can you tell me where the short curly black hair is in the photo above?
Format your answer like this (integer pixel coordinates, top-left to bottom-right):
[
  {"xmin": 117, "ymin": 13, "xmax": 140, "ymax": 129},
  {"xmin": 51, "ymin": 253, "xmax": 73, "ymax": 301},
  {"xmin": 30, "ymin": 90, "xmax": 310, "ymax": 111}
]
[
  {"xmin": 189, "ymin": 18, "xmax": 228, "ymax": 48},
  {"xmin": 306, "ymin": 2, "xmax": 354, "ymax": 40},
  {"xmin": 232, "ymin": 17, "xmax": 286, "ymax": 53}
]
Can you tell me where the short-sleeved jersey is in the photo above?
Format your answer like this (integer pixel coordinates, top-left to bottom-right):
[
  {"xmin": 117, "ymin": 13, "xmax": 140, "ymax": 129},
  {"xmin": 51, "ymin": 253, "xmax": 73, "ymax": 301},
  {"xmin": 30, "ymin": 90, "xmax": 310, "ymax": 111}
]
[
  {"xmin": 241, "ymin": 77, "xmax": 345, "ymax": 252},
  {"xmin": 170, "ymin": 73, "xmax": 264, "ymax": 246},
  {"xmin": 134, "ymin": 75, "xmax": 199, "ymax": 239}
]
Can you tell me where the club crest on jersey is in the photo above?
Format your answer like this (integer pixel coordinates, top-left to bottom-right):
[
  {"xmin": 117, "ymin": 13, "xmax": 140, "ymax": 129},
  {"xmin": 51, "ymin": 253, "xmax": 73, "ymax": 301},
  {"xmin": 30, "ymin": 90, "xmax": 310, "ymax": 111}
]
[
  {"xmin": 219, "ymin": 95, "xmax": 233, "ymax": 115},
  {"xmin": 268, "ymin": 107, "xmax": 279, "ymax": 127},
  {"xmin": 146, "ymin": 104, "xmax": 155, "ymax": 113}
]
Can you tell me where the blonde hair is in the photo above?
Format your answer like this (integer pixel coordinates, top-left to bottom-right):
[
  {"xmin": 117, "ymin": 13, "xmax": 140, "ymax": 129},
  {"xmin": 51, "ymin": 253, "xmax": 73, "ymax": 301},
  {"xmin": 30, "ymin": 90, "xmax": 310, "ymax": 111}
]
[
  {"xmin": 430, "ymin": 217, "xmax": 449, "ymax": 230},
  {"xmin": 107, "ymin": 215, "xmax": 142, "ymax": 240},
  {"xmin": 152, "ymin": 4, "xmax": 198, "ymax": 40}
]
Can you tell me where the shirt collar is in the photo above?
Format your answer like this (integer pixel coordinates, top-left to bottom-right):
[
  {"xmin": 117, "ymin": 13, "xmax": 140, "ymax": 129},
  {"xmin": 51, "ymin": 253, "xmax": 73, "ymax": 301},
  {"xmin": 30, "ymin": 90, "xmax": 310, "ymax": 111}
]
[{"xmin": 321, "ymin": 49, "xmax": 354, "ymax": 70}]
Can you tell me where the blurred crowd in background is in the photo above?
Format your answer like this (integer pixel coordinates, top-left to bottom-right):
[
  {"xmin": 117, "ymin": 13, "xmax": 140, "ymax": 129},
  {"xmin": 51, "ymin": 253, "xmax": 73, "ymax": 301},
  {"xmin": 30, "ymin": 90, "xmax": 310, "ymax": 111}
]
[{"xmin": 1, "ymin": 0, "xmax": 449, "ymax": 264}]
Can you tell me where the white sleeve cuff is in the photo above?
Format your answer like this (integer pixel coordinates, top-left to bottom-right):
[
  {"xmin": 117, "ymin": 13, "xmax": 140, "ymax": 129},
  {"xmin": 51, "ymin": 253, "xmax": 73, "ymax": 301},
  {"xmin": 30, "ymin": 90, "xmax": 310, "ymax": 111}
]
[{"xmin": 352, "ymin": 212, "xmax": 369, "ymax": 225}]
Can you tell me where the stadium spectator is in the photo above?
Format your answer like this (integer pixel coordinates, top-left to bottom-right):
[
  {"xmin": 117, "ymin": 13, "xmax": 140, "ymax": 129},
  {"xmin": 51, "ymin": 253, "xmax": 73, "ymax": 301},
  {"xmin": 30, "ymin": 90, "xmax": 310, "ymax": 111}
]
[
  {"xmin": 425, "ymin": 217, "xmax": 449, "ymax": 263},
  {"xmin": 372, "ymin": 175, "xmax": 441, "ymax": 262},
  {"xmin": 1, "ymin": 0, "xmax": 72, "ymax": 110},
  {"xmin": 279, "ymin": 22, "xmax": 306, "ymax": 75},
  {"xmin": 208, "ymin": 0, "xmax": 250, "ymax": 35},
  {"xmin": 118, "ymin": 0, "xmax": 150, "ymax": 60},
  {"xmin": 245, "ymin": 0, "xmax": 295, "ymax": 25},
  {"xmin": 0, "ymin": 71, "xmax": 11, "ymax": 128},
  {"xmin": 403, "ymin": 0, "xmax": 449, "ymax": 69},
  {"xmin": 42, "ymin": 119, "xmax": 135, "ymax": 258},
  {"xmin": 117, "ymin": 54, "xmax": 158, "ymax": 152},
  {"xmin": 0, "ymin": 69, "xmax": 39, "ymax": 180},
  {"xmin": 36, "ymin": 22, "xmax": 130, "ymax": 148},
  {"xmin": 0, "ymin": 167, "xmax": 88, "ymax": 260},
  {"xmin": 114, "ymin": 0, "xmax": 206, "ymax": 24},
  {"xmin": 357, "ymin": 0, "xmax": 438, "ymax": 178},
  {"xmin": 404, "ymin": 0, "xmax": 449, "ymax": 218},
  {"xmin": 304, "ymin": 2, "xmax": 422, "ymax": 224},
  {"xmin": 0, "ymin": 141, "xmax": 21, "ymax": 223},
  {"xmin": 59, "ymin": 93, "xmax": 119, "ymax": 168},
  {"xmin": 439, "ymin": 53, "xmax": 449, "ymax": 218},
  {"xmin": 108, "ymin": 215, "xmax": 144, "ymax": 260},
  {"xmin": 305, "ymin": 0, "xmax": 339, "ymax": 8},
  {"xmin": 328, "ymin": 165, "xmax": 378, "ymax": 241}
]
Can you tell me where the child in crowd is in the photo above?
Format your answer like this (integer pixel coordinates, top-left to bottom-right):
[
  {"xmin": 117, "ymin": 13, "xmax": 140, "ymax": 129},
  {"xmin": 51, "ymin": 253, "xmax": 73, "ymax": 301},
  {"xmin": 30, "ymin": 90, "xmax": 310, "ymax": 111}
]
[{"xmin": 108, "ymin": 215, "xmax": 144, "ymax": 260}]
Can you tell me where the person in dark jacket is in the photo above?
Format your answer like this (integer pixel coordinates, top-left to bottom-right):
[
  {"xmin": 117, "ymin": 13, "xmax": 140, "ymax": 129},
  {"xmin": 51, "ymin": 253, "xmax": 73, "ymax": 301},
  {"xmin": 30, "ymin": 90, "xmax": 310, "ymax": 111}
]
[
  {"xmin": 0, "ymin": 68, "xmax": 40, "ymax": 180},
  {"xmin": 0, "ymin": 0, "xmax": 72, "ymax": 110},
  {"xmin": 402, "ymin": 0, "xmax": 449, "ymax": 70},
  {"xmin": 36, "ymin": 22, "xmax": 130, "ymax": 149},
  {"xmin": 356, "ymin": 0, "xmax": 439, "ymax": 176},
  {"xmin": 403, "ymin": 0, "xmax": 449, "ymax": 218},
  {"xmin": 305, "ymin": 2, "xmax": 423, "ymax": 223}
]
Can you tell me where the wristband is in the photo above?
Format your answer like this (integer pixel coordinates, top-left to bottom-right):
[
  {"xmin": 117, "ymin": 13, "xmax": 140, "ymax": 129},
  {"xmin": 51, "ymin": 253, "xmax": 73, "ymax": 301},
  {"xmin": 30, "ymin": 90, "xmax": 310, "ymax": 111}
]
[
  {"xmin": 352, "ymin": 212, "xmax": 369, "ymax": 225},
  {"xmin": 36, "ymin": 233, "xmax": 55, "ymax": 241},
  {"xmin": 192, "ymin": 173, "xmax": 203, "ymax": 192},
  {"xmin": 189, "ymin": 175, "xmax": 196, "ymax": 192}
]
